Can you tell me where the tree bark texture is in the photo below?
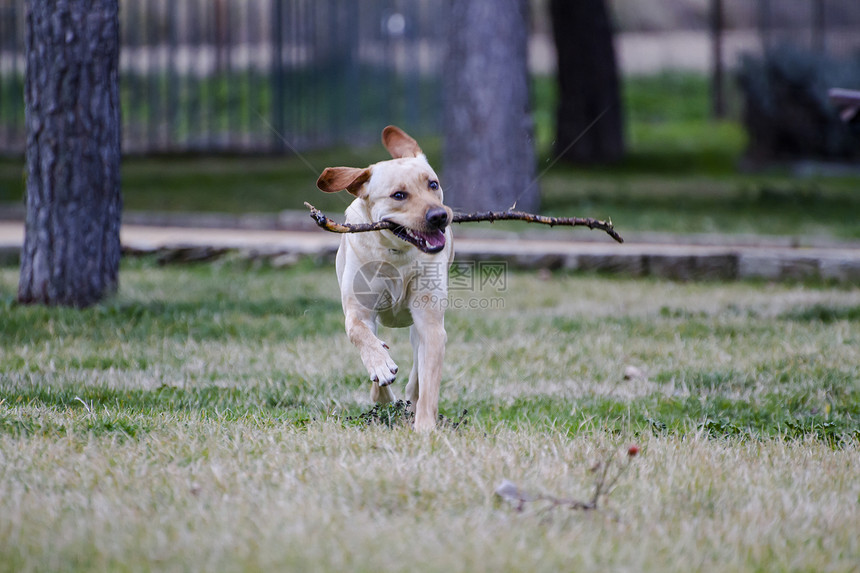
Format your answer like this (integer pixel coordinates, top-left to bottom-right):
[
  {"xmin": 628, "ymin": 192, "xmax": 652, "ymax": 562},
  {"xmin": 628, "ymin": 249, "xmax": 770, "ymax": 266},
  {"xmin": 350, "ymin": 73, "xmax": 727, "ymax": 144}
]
[
  {"xmin": 550, "ymin": 0, "xmax": 625, "ymax": 164},
  {"xmin": 19, "ymin": 0, "xmax": 122, "ymax": 307},
  {"xmin": 442, "ymin": 0, "xmax": 539, "ymax": 213}
]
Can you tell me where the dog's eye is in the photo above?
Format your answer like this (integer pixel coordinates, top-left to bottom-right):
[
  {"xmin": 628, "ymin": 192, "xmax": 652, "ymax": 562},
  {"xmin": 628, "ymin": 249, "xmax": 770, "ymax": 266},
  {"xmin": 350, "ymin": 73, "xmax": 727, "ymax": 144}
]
[
  {"xmin": 391, "ymin": 191, "xmax": 408, "ymax": 200},
  {"xmin": 428, "ymin": 180, "xmax": 439, "ymax": 191}
]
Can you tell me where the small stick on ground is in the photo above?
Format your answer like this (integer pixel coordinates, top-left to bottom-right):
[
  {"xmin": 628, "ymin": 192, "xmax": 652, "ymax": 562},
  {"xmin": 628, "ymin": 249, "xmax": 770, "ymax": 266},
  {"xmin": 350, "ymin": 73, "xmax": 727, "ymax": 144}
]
[
  {"xmin": 495, "ymin": 444, "xmax": 640, "ymax": 514},
  {"xmin": 304, "ymin": 202, "xmax": 624, "ymax": 244}
]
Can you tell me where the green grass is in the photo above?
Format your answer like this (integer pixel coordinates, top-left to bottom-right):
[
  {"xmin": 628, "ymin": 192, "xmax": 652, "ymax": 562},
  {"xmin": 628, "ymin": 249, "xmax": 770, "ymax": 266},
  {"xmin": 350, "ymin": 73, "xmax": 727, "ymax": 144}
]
[
  {"xmin": 1, "ymin": 260, "xmax": 859, "ymax": 571},
  {"xmin": 533, "ymin": 73, "xmax": 860, "ymax": 239},
  {"xmin": 540, "ymin": 170, "xmax": 860, "ymax": 238},
  {"xmin": 3, "ymin": 71, "xmax": 860, "ymax": 239},
  {"xmin": 2, "ymin": 259, "xmax": 858, "ymax": 440}
]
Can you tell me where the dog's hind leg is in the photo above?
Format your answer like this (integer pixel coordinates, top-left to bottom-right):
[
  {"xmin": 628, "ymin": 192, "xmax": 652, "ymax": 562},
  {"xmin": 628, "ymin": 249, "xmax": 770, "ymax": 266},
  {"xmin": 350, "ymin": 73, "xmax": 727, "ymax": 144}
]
[{"xmin": 410, "ymin": 309, "xmax": 446, "ymax": 432}]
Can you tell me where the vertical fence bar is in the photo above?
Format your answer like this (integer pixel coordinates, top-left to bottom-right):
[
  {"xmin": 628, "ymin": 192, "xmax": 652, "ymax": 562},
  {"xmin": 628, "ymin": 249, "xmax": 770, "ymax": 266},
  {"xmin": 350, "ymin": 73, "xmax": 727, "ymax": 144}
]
[
  {"xmin": 237, "ymin": 0, "xmax": 247, "ymax": 150},
  {"xmin": 215, "ymin": 0, "xmax": 230, "ymax": 149},
  {"xmin": 123, "ymin": 1, "xmax": 137, "ymax": 151},
  {"xmin": 191, "ymin": 0, "xmax": 203, "ymax": 150},
  {"xmin": 381, "ymin": 0, "xmax": 392, "ymax": 137},
  {"xmin": 758, "ymin": 0, "xmax": 772, "ymax": 53},
  {"xmin": 254, "ymin": 0, "xmax": 266, "ymax": 151},
  {"xmin": 298, "ymin": 0, "xmax": 307, "ymax": 146},
  {"xmin": 287, "ymin": 0, "xmax": 297, "ymax": 147},
  {"xmin": 137, "ymin": 0, "xmax": 146, "ymax": 150},
  {"xmin": 710, "ymin": 0, "xmax": 725, "ymax": 119},
  {"xmin": 404, "ymin": 0, "xmax": 420, "ymax": 130},
  {"xmin": 384, "ymin": 0, "xmax": 398, "ymax": 129},
  {"xmin": 166, "ymin": 0, "xmax": 179, "ymax": 151},
  {"xmin": 13, "ymin": 0, "xmax": 24, "ymax": 151},
  {"xmin": 145, "ymin": 0, "xmax": 159, "ymax": 151},
  {"xmin": 312, "ymin": 0, "xmax": 322, "ymax": 146},
  {"xmin": 204, "ymin": 0, "xmax": 214, "ymax": 149},
  {"xmin": 1, "ymin": 2, "xmax": 7, "ymax": 149},
  {"xmin": 220, "ymin": 0, "xmax": 231, "ymax": 149},
  {"xmin": 0, "ymin": 1, "xmax": 18, "ymax": 151},
  {"xmin": 325, "ymin": 1, "xmax": 336, "ymax": 143},
  {"xmin": 427, "ymin": 0, "xmax": 444, "ymax": 134},
  {"xmin": 812, "ymin": 0, "xmax": 826, "ymax": 53},
  {"xmin": 257, "ymin": 0, "xmax": 265, "ymax": 151},
  {"xmin": 346, "ymin": 0, "xmax": 360, "ymax": 142},
  {"xmin": 246, "ymin": 1, "xmax": 256, "ymax": 151},
  {"xmin": 195, "ymin": 0, "xmax": 208, "ymax": 148},
  {"xmin": 188, "ymin": 0, "xmax": 201, "ymax": 149},
  {"xmin": 0, "ymin": 3, "xmax": 5, "ymax": 148},
  {"xmin": 271, "ymin": 0, "xmax": 285, "ymax": 152},
  {"xmin": 158, "ymin": 0, "xmax": 167, "ymax": 150},
  {"xmin": 309, "ymin": 0, "xmax": 321, "ymax": 146},
  {"xmin": 225, "ymin": 0, "xmax": 236, "ymax": 149}
]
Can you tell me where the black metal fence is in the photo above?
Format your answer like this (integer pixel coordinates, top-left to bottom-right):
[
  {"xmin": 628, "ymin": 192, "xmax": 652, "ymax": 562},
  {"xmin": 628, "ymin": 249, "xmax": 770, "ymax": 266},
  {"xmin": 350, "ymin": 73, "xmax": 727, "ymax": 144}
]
[
  {"xmin": 0, "ymin": 0, "xmax": 444, "ymax": 155},
  {"xmin": 2, "ymin": 0, "xmax": 860, "ymax": 155},
  {"xmin": 750, "ymin": 0, "xmax": 860, "ymax": 54}
]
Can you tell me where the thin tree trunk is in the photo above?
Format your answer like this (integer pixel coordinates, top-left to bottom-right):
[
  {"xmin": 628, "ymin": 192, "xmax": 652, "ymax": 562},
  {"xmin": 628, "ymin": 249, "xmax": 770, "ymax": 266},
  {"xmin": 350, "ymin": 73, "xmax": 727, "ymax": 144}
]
[
  {"xmin": 19, "ymin": 0, "xmax": 122, "ymax": 308},
  {"xmin": 550, "ymin": 0, "xmax": 625, "ymax": 164},
  {"xmin": 442, "ymin": 0, "xmax": 539, "ymax": 213}
]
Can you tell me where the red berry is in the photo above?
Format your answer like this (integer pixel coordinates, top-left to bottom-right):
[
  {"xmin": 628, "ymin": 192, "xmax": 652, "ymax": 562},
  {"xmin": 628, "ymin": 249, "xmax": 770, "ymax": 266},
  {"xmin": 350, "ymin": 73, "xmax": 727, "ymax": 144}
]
[{"xmin": 627, "ymin": 445, "xmax": 640, "ymax": 457}]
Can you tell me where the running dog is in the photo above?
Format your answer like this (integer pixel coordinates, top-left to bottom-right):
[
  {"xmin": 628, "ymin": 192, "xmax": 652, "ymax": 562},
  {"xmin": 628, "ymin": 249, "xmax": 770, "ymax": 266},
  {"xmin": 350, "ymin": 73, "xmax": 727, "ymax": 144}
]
[{"xmin": 316, "ymin": 126, "xmax": 453, "ymax": 431}]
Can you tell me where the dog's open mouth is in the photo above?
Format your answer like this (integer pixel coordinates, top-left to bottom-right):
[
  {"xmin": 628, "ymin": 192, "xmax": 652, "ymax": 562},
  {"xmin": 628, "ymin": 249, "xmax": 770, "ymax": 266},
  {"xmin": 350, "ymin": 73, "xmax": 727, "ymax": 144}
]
[{"xmin": 388, "ymin": 223, "xmax": 446, "ymax": 254}]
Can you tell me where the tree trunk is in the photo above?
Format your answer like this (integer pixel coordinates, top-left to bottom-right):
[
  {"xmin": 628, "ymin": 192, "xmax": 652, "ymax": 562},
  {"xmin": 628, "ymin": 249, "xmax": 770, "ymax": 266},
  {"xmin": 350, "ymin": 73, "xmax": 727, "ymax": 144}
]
[
  {"xmin": 550, "ymin": 0, "xmax": 625, "ymax": 164},
  {"xmin": 442, "ymin": 0, "xmax": 539, "ymax": 213},
  {"xmin": 18, "ymin": 0, "xmax": 122, "ymax": 308}
]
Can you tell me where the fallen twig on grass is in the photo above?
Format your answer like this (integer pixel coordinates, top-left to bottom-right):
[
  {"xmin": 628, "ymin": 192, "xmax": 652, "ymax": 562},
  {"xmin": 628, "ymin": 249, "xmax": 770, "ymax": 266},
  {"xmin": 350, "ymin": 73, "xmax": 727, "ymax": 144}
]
[
  {"xmin": 495, "ymin": 444, "xmax": 640, "ymax": 513},
  {"xmin": 304, "ymin": 202, "xmax": 624, "ymax": 244}
]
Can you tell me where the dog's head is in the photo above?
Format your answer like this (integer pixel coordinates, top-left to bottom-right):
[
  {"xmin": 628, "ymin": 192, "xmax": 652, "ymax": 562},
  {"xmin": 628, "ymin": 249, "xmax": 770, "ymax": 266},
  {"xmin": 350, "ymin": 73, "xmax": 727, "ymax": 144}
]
[{"xmin": 316, "ymin": 126, "xmax": 452, "ymax": 254}]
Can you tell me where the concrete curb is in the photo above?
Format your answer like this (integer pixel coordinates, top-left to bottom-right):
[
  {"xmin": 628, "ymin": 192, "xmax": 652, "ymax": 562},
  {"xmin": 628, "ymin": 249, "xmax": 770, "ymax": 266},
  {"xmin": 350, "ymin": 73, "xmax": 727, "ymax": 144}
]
[
  {"xmin": 2, "ymin": 221, "xmax": 859, "ymax": 283},
  {"xmin": 449, "ymin": 236, "xmax": 860, "ymax": 282}
]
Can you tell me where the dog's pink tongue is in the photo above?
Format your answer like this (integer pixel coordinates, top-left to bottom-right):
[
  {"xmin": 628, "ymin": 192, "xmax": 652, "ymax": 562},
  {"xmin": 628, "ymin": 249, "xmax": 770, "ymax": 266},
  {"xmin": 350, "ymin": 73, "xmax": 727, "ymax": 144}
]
[{"xmin": 418, "ymin": 229, "xmax": 446, "ymax": 249}]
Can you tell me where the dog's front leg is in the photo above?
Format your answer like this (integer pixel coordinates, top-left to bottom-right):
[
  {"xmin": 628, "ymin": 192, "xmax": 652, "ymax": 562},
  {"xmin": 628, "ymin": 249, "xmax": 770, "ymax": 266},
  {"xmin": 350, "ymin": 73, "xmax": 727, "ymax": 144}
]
[
  {"xmin": 410, "ymin": 306, "xmax": 446, "ymax": 431},
  {"xmin": 405, "ymin": 325, "xmax": 421, "ymax": 407},
  {"xmin": 344, "ymin": 308, "xmax": 398, "ymax": 403}
]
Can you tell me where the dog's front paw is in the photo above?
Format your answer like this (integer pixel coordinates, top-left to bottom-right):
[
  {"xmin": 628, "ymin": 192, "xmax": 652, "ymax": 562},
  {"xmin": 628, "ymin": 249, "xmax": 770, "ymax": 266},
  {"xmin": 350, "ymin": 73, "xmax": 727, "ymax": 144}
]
[
  {"xmin": 370, "ymin": 360, "xmax": 398, "ymax": 386},
  {"xmin": 363, "ymin": 343, "xmax": 398, "ymax": 386}
]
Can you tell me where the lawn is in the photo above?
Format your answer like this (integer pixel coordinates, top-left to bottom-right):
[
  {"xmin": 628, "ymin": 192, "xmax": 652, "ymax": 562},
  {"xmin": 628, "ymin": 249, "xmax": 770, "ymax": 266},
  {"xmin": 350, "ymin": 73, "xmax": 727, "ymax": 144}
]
[
  {"xmin": 1, "ymin": 259, "xmax": 858, "ymax": 571},
  {"xmin": 1, "ymin": 71, "xmax": 859, "ymax": 569}
]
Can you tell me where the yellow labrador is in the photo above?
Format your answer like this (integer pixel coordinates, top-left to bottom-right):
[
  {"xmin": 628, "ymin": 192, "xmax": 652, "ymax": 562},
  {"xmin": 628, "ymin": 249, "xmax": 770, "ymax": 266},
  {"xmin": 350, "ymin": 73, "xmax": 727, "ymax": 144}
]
[{"xmin": 316, "ymin": 126, "xmax": 453, "ymax": 431}]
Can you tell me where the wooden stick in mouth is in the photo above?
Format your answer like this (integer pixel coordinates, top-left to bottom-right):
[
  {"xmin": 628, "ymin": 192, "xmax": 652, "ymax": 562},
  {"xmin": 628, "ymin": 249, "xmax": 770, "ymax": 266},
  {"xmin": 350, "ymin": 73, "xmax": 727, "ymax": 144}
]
[{"xmin": 303, "ymin": 202, "xmax": 624, "ymax": 244}]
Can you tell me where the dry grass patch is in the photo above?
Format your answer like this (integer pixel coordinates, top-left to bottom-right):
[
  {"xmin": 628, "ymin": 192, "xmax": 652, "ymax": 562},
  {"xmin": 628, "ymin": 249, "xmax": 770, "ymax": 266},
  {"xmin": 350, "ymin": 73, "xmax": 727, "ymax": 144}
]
[
  {"xmin": 1, "ymin": 260, "xmax": 859, "ymax": 570},
  {"xmin": 0, "ymin": 419, "xmax": 857, "ymax": 572}
]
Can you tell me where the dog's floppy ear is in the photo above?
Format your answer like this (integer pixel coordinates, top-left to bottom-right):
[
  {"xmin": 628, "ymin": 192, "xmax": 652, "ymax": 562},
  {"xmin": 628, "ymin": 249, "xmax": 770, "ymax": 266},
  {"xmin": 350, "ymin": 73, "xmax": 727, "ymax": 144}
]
[
  {"xmin": 382, "ymin": 125, "xmax": 423, "ymax": 159},
  {"xmin": 316, "ymin": 167, "xmax": 372, "ymax": 196}
]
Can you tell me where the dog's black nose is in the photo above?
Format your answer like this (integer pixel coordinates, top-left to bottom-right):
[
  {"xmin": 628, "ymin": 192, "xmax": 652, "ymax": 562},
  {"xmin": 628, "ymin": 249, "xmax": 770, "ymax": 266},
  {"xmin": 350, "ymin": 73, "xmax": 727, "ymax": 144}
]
[{"xmin": 425, "ymin": 207, "xmax": 449, "ymax": 230}]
